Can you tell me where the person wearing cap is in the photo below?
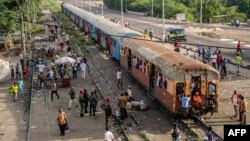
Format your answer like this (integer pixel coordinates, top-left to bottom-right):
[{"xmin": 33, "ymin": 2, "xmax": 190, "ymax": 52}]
[
  {"xmin": 79, "ymin": 88, "xmax": 86, "ymax": 117},
  {"xmin": 208, "ymin": 81, "xmax": 216, "ymax": 96},
  {"xmin": 68, "ymin": 87, "xmax": 78, "ymax": 110},
  {"xmin": 101, "ymin": 97, "xmax": 112, "ymax": 129}
]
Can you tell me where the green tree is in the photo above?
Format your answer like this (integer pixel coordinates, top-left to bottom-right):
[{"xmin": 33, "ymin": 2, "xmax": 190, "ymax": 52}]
[{"xmin": 238, "ymin": 0, "xmax": 250, "ymax": 18}]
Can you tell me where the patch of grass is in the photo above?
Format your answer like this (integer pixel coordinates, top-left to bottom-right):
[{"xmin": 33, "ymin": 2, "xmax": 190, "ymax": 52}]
[
  {"xmin": 139, "ymin": 131, "xmax": 150, "ymax": 141},
  {"xmin": 40, "ymin": 0, "xmax": 61, "ymax": 13}
]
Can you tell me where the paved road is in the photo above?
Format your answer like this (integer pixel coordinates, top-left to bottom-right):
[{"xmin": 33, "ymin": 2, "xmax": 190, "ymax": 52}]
[{"xmin": 68, "ymin": 0, "xmax": 250, "ymax": 67}]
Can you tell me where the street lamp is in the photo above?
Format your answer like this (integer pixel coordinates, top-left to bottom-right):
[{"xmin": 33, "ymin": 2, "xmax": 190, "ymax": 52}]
[
  {"xmin": 151, "ymin": 0, "xmax": 153, "ymax": 17},
  {"xmin": 200, "ymin": 0, "xmax": 203, "ymax": 24},
  {"xmin": 162, "ymin": 0, "xmax": 165, "ymax": 42},
  {"xmin": 121, "ymin": 0, "xmax": 124, "ymax": 26}
]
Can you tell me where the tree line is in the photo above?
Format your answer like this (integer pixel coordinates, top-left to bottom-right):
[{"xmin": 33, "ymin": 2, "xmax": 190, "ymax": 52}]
[
  {"xmin": 0, "ymin": 0, "xmax": 41, "ymax": 34},
  {"xmin": 103, "ymin": 0, "xmax": 250, "ymax": 23}
]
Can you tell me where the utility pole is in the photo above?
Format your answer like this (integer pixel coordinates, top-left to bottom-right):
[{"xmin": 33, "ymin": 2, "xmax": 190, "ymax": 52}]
[
  {"xmin": 152, "ymin": 0, "xmax": 154, "ymax": 17},
  {"xmin": 32, "ymin": 0, "xmax": 36, "ymax": 22},
  {"xmin": 102, "ymin": 2, "xmax": 104, "ymax": 15},
  {"xmin": 20, "ymin": 13, "xmax": 26, "ymax": 68},
  {"xmin": 89, "ymin": 0, "xmax": 92, "ymax": 12},
  {"xmin": 27, "ymin": 4, "xmax": 31, "ymax": 40},
  {"xmin": 162, "ymin": 0, "xmax": 165, "ymax": 42},
  {"xmin": 121, "ymin": 0, "xmax": 124, "ymax": 26},
  {"xmin": 200, "ymin": 0, "xmax": 203, "ymax": 24}
]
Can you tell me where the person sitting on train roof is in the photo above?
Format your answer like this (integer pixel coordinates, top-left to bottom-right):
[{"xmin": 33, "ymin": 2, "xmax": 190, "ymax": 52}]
[
  {"xmin": 208, "ymin": 81, "xmax": 216, "ymax": 96},
  {"xmin": 192, "ymin": 91, "xmax": 202, "ymax": 110}
]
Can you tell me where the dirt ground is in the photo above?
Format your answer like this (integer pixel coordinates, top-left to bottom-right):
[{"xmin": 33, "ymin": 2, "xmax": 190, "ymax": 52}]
[{"xmin": 186, "ymin": 27, "xmax": 250, "ymax": 45}]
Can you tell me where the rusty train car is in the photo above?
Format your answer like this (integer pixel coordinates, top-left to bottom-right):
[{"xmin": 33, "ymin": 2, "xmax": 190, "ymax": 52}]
[
  {"xmin": 120, "ymin": 37, "xmax": 220, "ymax": 113},
  {"xmin": 61, "ymin": 3, "xmax": 220, "ymax": 114}
]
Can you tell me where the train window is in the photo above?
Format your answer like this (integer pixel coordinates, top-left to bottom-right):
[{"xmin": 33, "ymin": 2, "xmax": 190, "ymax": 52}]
[{"xmin": 164, "ymin": 80, "xmax": 167, "ymax": 89}]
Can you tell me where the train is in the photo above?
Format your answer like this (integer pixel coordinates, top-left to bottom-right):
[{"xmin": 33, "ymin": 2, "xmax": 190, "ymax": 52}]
[{"xmin": 61, "ymin": 3, "xmax": 220, "ymax": 114}]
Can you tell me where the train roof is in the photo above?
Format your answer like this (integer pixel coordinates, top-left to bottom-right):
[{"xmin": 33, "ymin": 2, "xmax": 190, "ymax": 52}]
[
  {"xmin": 122, "ymin": 37, "xmax": 219, "ymax": 79},
  {"xmin": 94, "ymin": 20, "xmax": 140, "ymax": 39},
  {"xmin": 63, "ymin": 3, "xmax": 140, "ymax": 39},
  {"xmin": 62, "ymin": 3, "xmax": 100, "ymax": 24}
]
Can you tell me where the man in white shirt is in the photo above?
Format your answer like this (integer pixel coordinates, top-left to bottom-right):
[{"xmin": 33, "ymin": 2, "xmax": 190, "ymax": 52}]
[
  {"xmin": 116, "ymin": 69, "xmax": 123, "ymax": 89},
  {"xmin": 76, "ymin": 56, "xmax": 82, "ymax": 71},
  {"xmin": 210, "ymin": 53, "xmax": 217, "ymax": 69},
  {"xmin": 80, "ymin": 62, "xmax": 87, "ymax": 79},
  {"xmin": 38, "ymin": 63, "xmax": 45, "ymax": 75},
  {"xmin": 104, "ymin": 128, "xmax": 114, "ymax": 141},
  {"xmin": 49, "ymin": 69, "xmax": 54, "ymax": 82}
]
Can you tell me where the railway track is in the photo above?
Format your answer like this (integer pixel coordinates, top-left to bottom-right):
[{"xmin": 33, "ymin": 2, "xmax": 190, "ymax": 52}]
[
  {"xmin": 25, "ymin": 42, "xmax": 35, "ymax": 141},
  {"xmin": 54, "ymin": 11, "xmax": 225, "ymax": 140}
]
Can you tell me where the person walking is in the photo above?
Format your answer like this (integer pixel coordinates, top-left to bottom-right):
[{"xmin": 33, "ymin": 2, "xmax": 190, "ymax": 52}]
[
  {"xmin": 172, "ymin": 124, "xmax": 181, "ymax": 141},
  {"xmin": 101, "ymin": 97, "xmax": 112, "ymax": 129},
  {"xmin": 116, "ymin": 69, "xmax": 123, "ymax": 89},
  {"xmin": 51, "ymin": 82, "xmax": 60, "ymax": 101},
  {"xmin": 17, "ymin": 78, "xmax": 24, "ymax": 96},
  {"xmin": 118, "ymin": 93, "xmax": 127, "ymax": 120},
  {"xmin": 11, "ymin": 65, "xmax": 15, "ymax": 80},
  {"xmin": 149, "ymin": 30, "xmax": 153, "ymax": 40},
  {"xmin": 15, "ymin": 64, "xmax": 21, "ymax": 80},
  {"xmin": 235, "ymin": 41, "xmax": 243, "ymax": 55},
  {"xmin": 72, "ymin": 63, "xmax": 78, "ymax": 79},
  {"xmin": 206, "ymin": 126, "xmax": 213, "ymax": 141},
  {"xmin": 104, "ymin": 128, "xmax": 114, "ymax": 141},
  {"xmin": 83, "ymin": 89, "xmax": 89, "ymax": 113},
  {"xmin": 80, "ymin": 61, "xmax": 87, "ymax": 79},
  {"xmin": 207, "ymin": 47, "xmax": 212, "ymax": 62},
  {"xmin": 68, "ymin": 87, "xmax": 78, "ymax": 110},
  {"xmin": 216, "ymin": 53, "xmax": 222, "ymax": 69},
  {"xmin": 92, "ymin": 88, "xmax": 98, "ymax": 112},
  {"xmin": 11, "ymin": 83, "xmax": 19, "ymax": 102},
  {"xmin": 49, "ymin": 69, "xmax": 54, "ymax": 82},
  {"xmin": 231, "ymin": 90, "xmax": 240, "ymax": 118},
  {"xmin": 222, "ymin": 58, "xmax": 228, "ymax": 76},
  {"xmin": 76, "ymin": 55, "xmax": 82, "ymax": 71},
  {"xmin": 210, "ymin": 53, "xmax": 217, "ymax": 69},
  {"xmin": 56, "ymin": 109, "xmax": 67, "ymax": 136},
  {"xmin": 89, "ymin": 92, "xmax": 97, "ymax": 116},
  {"xmin": 240, "ymin": 96, "xmax": 247, "ymax": 125},
  {"xmin": 79, "ymin": 89, "xmax": 86, "ymax": 117},
  {"xmin": 235, "ymin": 54, "xmax": 242, "ymax": 74}
]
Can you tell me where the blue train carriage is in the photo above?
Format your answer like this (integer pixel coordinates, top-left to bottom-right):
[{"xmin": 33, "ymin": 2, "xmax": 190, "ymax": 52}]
[
  {"xmin": 120, "ymin": 37, "xmax": 220, "ymax": 113},
  {"xmin": 94, "ymin": 20, "xmax": 140, "ymax": 60},
  {"xmin": 62, "ymin": 3, "xmax": 100, "ymax": 36}
]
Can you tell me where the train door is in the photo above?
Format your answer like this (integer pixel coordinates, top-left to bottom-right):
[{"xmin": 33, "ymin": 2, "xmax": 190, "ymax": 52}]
[
  {"xmin": 105, "ymin": 35, "xmax": 111, "ymax": 53},
  {"xmin": 149, "ymin": 63, "xmax": 155, "ymax": 90},
  {"xmin": 191, "ymin": 76, "xmax": 201, "ymax": 95},
  {"xmin": 97, "ymin": 29, "xmax": 101, "ymax": 44},
  {"xmin": 127, "ymin": 49, "xmax": 132, "ymax": 70}
]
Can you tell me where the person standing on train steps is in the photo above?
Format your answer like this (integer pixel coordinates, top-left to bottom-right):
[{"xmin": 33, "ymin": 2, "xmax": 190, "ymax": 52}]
[
  {"xmin": 235, "ymin": 41, "xmax": 243, "ymax": 55},
  {"xmin": 192, "ymin": 91, "xmax": 202, "ymax": 110},
  {"xmin": 101, "ymin": 97, "xmax": 112, "ymax": 129},
  {"xmin": 80, "ymin": 61, "xmax": 87, "ymax": 79},
  {"xmin": 231, "ymin": 90, "xmax": 240, "ymax": 118},
  {"xmin": 240, "ymin": 96, "xmax": 247, "ymax": 125},
  {"xmin": 235, "ymin": 54, "xmax": 242, "ymax": 74},
  {"xmin": 116, "ymin": 69, "xmax": 123, "ymax": 89},
  {"xmin": 180, "ymin": 93, "xmax": 190, "ymax": 117},
  {"xmin": 68, "ymin": 87, "xmax": 78, "ymax": 110},
  {"xmin": 208, "ymin": 81, "xmax": 216, "ymax": 96}
]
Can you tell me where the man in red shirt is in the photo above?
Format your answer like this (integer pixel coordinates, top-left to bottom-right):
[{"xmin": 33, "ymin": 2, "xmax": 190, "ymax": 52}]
[{"xmin": 235, "ymin": 41, "xmax": 243, "ymax": 55}]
